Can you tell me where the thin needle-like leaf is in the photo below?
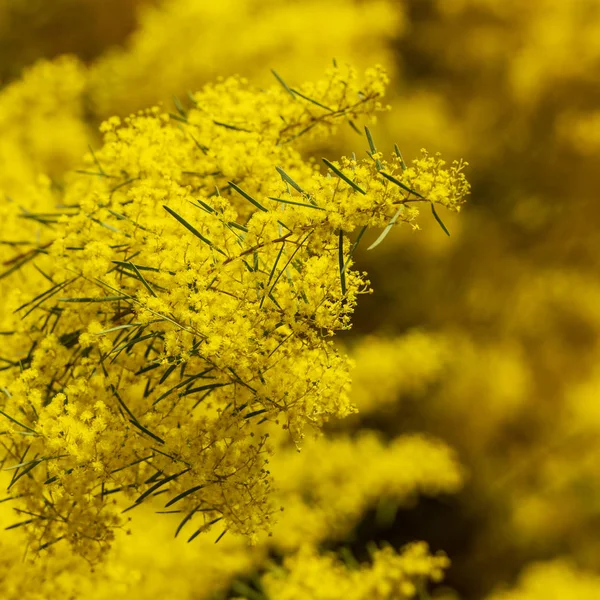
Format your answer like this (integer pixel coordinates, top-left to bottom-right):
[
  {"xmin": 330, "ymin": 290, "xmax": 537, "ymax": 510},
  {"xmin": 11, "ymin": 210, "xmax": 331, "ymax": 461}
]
[
  {"xmin": 271, "ymin": 70, "xmax": 296, "ymax": 99},
  {"xmin": 367, "ymin": 207, "xmax": 404, "ymax": 250},
  {"xmin": 338, "ymin": 229, "xmax": 346, "ymax": 295},
  {"xmin": 228, "ymin": 182, "xmax": 268, "ymax": 212},
  {"xmin": 431, "ymin": 203, "xmax": 451, "ymax": 236},
  {"xmin": 380, "ymin": 171, "xmax": 424, "ymax": 198},
  {"xmin": 322, "ymin": 158, "xmax": 367, "ymax": 195},
  {"xmin": 163, "ymin": 205, "xmax": 226, "ymax": 256}
]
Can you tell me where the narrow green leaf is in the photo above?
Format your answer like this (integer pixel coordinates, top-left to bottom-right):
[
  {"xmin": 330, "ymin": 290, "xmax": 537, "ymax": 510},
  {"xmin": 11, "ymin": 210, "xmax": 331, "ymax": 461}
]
[
  {"xmin": 345, "ymin": 225, "xmax": 367, "ymax": 271},
  {"xmin": 5, "ymin": 518, "xmax": 35, "ymax": 531},
  {"xmin": 0, "ymin": 409, "xmax": 37, "ymax": 434},
  {"xmin": 380, "ymin": 171, "xmax": 424, "ymax": 198},
  {"xmin": 187, "ymin": 517, "xmax": 223, "ymax": 543},
  {"xmin": 228, "ymin": 182, "xmax": 268, "ymax": 212},
  {"xmin": 212, "ymin": 120, "xmax": 252, "ymax": 133},
  {"xmin": 367, "ymin": 207, "xmax": 405, "ymax": 250},
  {"xmin": 134, "ymin": 468, "xmax": 191, "ymax": 505},
  {"xmin": 7, "ymin": 458, "xmax": 47, "ymax": 489},
  {"xmin": 175, "ymin": 504, "xmax": 201, "ymax": 538},
  {"xmin": 38, "ymin": 536, "xmax": 65, "ymax": 551},
  {"xmin": 289, "ymin": 88, "xmax": 334, "ymax": 112},
  {"xmin": 214, "ymin": 529, "xmax": 227, "ymax": 544},
  {"xmin": 129, "ymin": 419, "xmax": 165, "ymax": 445},
  {"xmin": 431, "ymin": 203, "xmax": 451, "ymax": 236},
  {"xmin": 169, "ymin": 113, "xmax": 188, "ymax": 124},
  {"xmin": 365, "ymin": 126, "xmax": 377, "ymax": 155},
  {"xmin": 394, "ymin": 144, "xmax": 408, "ymax": 171},
  {"xmin": 163, "ymin": 205, "xmax": 226, "ymax": 255},
  {"xmin": 58, "ymin": 296, "xmax": 129, "ymax": 303},
  {"xmin": 365, "ymin": 126, "xmax": 383, "ymax": 170},
  {"xmin": 88, "ymin": 144, "xmax": 107, "ymax": 176},
  {"xmin": 112, "ymin": 260, "xmax": 160, "ymax": 273},
  {"xmin": 191, "ymin": 198, "xmax": 216, "ymax": 214},
  {"xmin": 165, "ymin": 484, "xmax": 207, "ymax": 508},
  {"xmin": 188, "ymin": 132, "xmax": 209, "ymax": 155},
  {"xmin": 322, "ymin": 158, "xmax": 367, "ymax": 195},
  {"xmin": 180, "ymin": 383, "xmax": 227, "ymax": 397},
  {"xmin": 127, "ymin": 262, "xmax": 158, "ymax": 297},
  {"xmin": 111, "ymin": 332, "xmax": 158, "ymax": 355},
  {"xmin": 268, "ymin": 197, "xmax": 324, "ymax": 210},
  {"xmin": 266, "ymin": 240, "xmax": 286, "ymax": 289},
  {"xmin": 243, "ymin": 409, "xmax": 268, "ymax": 420},
  {"xmin": 347, "ymin": 119, "xmax": 362, "ymax": 135},
  {"xmin": 97, "ymin": 323, "xmax": 141, "ymax": 336},
  {"xmin": 275, "ymin": 166, "xmax": 304, "ymax": 195},
  {"xmin": 338, "ymin": 229, "xmax": 346, "ymax": 295},
  {"xmin": 271, "ymin": 70, "xmax": 296, "ymax": 98},
  {"xmin": 173, "ymin": 96, "xmax": 187, "ymax": 117}
]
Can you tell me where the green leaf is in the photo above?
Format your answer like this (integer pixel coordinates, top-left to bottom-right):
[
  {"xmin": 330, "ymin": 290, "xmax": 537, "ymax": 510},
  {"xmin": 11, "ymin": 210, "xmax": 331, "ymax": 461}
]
[
  {"xmin": 364, "ymin": 126, "xmax": 383, "ymax": 170},
  {"xmin": 431, "ymin": 203, "xmax": 451, "ymax": 236},
  {"xmin": 163, "ymin": 205, "xmax": 226, "ymax": 255},
  {"xmin": 129, "ymin": 419, "xmax": 165, "ymax": 445},
  {"xmin": 173, "ymin": 95, "xmax": 187, "ymax": 117},
  {"xmin": 394, "ymin": 144, "xmax": 408, "ymax": 171},
  {"xmin": 338, "ymin": 229, "xmax": 346, "ymax": 295},
  {"xmin": 347, "ymin": 119, "xmax": 362, "ymax": 135},
  {"xmin": 88, "ymin": 144, "xmax": 107, "ymax": 176},
  {"xmin": 188, "ymin": 132, "xmax": 209, "ymax": 155},
  {"xmin": 0, "ymin": 409, "xmax": 37, "ymax": 434},
  {"xmin": 271, "ymin": 69, "xmax": 296, "ymax": 99},
  {"xmin": 5, "ymin": 518, "xmax": 35, "ymax": 531},
  {"xmin": 134, "ymin": 468, "xmax": 191, "ymax": 505},
  {"xmin": 58, "ymin": 295, "xmax": 129, "ymax": 303},
  {"xmin": 289, "ymin": 88, "xmax": 334, "ymax": 112},
  {"xmin": 180, "ymin": 383, "xmax": 228, "ymax": 397},
  {"xmin": 214, "ymin": 529, "xmax": 227, "ymax": 544},
  {"xmin": 228, "ymin": 182, "xmax": 268, "ymax": 212},
  {"xmin": 111, "ymin": 332, "xmax": 159, "ymax": 355},
  {"xmin": 165, "ymin": 484, "xmax": 208, "ymax": 508},
  {"xmin": 367, "ymin": 207, "xmax": 404, "ymax": 250},
  {"xmin": 322, "ymin": 158, "xmax": 367, "ymax": 195},
  {"xmin": 127, "ymin": 261, "xmax": 158, "ymax": 297},
  {"xmin": 191, "ymin": 198, "xmax": 216, "ymax": 214},
  {"xmin": 175, "ymin": 504, "xmax": 211, "ymax": 538},
  {"xmin": 169, "ymin": 112, "xmax": 188, "ymax": 124},
  {"xmin": 212, "ymin": 120, "xmax": 252, "ymax": 133},
  {"xmin": 268, "ymin": 197, "xmax": 324, "ymax": 210},
  {"xmin": 187, "ymin": 517, "xmax": 223, "ymax": 543},
  {"xmin": 275, "ymin": 166, "xmax": 304, "ymax": 195},
  {"xmin": 365, "ymin": 126, "xmax": 377, "ymax": 155},
  {"xmin": 345, "ymin": 225, "xmax": 367, "ymax": 271},
  {"xmin": 243, "ymin": 409, "xmax": 268, "ymax": 420},
  {"xmin": 379, "ymin": 171, "xmax": 424, "ymax": 198}
]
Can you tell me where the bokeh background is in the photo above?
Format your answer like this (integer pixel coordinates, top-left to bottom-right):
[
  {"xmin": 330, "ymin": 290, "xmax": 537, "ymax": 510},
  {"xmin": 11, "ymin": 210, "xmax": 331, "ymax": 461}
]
[{"xmin": 2, "ymin": 1, "xmax": 600, "ymax": 598}]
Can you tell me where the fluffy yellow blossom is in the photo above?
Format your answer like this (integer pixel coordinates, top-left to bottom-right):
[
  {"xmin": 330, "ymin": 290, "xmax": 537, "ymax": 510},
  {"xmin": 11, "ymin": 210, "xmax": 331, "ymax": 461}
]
[
  {"xmin": 487, "ymin": 560, "xmax": 600, "ymax": 600},
  {"xmin": 0, "ymin": 66, "xmax": 468, "ymax": 563},
  {"xmin": 348, "ymin": 331, "xmax": 450, "ymax": 413},
  {"xmin": 261, "ymin": 542, "xmax": 450, "ymax": 600},
  {"xmin": 0, "ymin": 55, "xmax": 90, "ymax": 196},
  {"xmin": 89, "ymin": 0, "xmax": 402, "ymax": 118},
  {"xmin": 267, "ymin": 431, "xmax": 465, "ymax": 550}
]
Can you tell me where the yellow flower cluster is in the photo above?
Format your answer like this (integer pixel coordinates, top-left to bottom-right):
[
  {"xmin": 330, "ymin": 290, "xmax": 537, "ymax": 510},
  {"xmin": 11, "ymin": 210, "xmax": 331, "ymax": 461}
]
[
  {"xmin": 348, "ymin": 331, "xmax": 450, "ymax": 413},
  {"xmin": 0, "ymin": 66, "xmax": 469, "ymax": 561},
  {"xmin": 88, "ymin": 0, "xmax": 402, "ymax": 118},
  {"xmin": 261, "ymin": 542, "xmax": 450, "ymax": 600},
  {"xmin": 487, "ymin": 560, "xmax": 600, "ymax": 600},
  {"xmin": 268, "ymin": 431, "xmax": 464, "ymax": 550},
  {"xmin": 0, "ymin": 55, "xmax": 90, "ymax": 196}
]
